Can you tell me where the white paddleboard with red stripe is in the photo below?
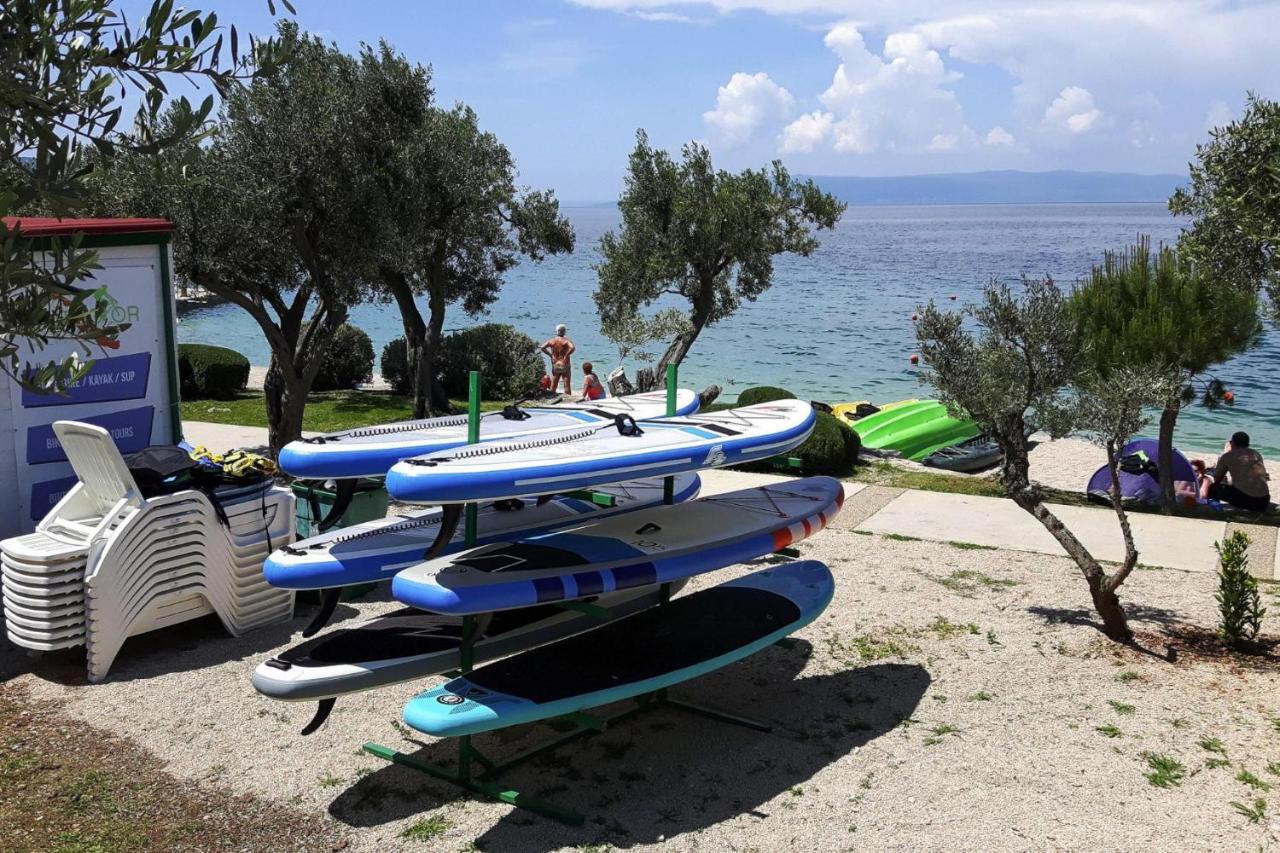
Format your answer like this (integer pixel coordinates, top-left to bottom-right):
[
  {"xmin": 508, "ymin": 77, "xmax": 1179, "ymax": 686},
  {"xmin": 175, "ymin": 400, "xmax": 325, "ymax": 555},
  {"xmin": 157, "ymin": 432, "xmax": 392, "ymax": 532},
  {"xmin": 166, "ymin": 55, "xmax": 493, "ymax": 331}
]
[{"xmin": 392, "ymin": 476, "xmax": 844, "ymax": 615}]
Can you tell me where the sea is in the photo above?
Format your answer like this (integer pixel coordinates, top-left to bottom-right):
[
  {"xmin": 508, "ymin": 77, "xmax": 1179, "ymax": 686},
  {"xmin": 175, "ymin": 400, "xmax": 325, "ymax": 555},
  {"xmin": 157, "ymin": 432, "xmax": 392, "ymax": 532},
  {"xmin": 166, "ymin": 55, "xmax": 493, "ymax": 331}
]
[{"xmin": 177, "ymin": 203, "xmax": 1280, "ymax": 454}]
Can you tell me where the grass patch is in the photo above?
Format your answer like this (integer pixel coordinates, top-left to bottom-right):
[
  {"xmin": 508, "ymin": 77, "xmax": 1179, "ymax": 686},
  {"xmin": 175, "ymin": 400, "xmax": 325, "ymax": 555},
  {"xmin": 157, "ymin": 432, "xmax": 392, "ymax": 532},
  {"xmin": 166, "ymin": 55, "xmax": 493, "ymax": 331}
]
[
  {"xmin": 936, "ymin": 568, "xmax": 1019, "ymax": 596},
  {"xmin": 825, "ymin": 630, "xmax": 920, "ymax": 663},
  {"xmin": 882, "ymin": 532, "xmax": 921, "ymax": 542},
  {"xmin": 316, "ymin": 772, "xmax": 344, "ymax": 788},
  {"xmin": 968, "ymin": 690, "xmax": 994, "ymax": 702},
  {"xmin": 181, "ymin": 390, "xmax": 505, "ymax": 434},
  {"xmin": 1115, "ymin": 670, "xmax": 1142, "ymax": 683},
  {"xmin": 947, "ymin": 541, "xmax": 997, "ymax": 551},
  {"xmin": 0, "ymin": 684, "xmax": 344, "ymax": 851},
  {"xmin": 1142, "ymin": 753, "xmax": 1187, "ymax": 788},
  {"xmin": 1198, "ymin": 737, "xmax": 1227, "ymax": 755},
  {"xmin": 1266, "ymin": 761, "xmax": 1280, "ymax": 777},
  {"xmin": 1206, "ymin": 757, "xmax": 1231, "ymax": 770},
  {"xmin": 1108, "ymin": 700, "xmax": 1136, "ymax": 716},
  {"xmin": 1236, "ymin": 768, "xmax": 1272, "ymax": 791},
  {"xmin": 400, "ymin": 815, "xmax": 451, "ymax": 842},
  {"xmin": 1096, "ymin": 724, "xmax": 1123, "ymax": 738},
  {"xmin": 926, "ymin": 615, "xmax": 980, "ymax": 640},
  {"xmin": 1231, "ymin": 798, "xmax": 1268, "ymax": 824},
  {"xmin": 923, "ymin": 723, "xmax": 961, "ymax": 746}
]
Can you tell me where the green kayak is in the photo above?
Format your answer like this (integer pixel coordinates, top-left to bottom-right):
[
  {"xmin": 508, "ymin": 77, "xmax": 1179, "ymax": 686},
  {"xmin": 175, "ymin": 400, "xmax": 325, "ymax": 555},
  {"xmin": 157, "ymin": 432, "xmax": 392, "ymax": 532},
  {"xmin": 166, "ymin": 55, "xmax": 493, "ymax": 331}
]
[{"xmin": 852, "ymin": 400, "xmax": 981, "ymax": 462}]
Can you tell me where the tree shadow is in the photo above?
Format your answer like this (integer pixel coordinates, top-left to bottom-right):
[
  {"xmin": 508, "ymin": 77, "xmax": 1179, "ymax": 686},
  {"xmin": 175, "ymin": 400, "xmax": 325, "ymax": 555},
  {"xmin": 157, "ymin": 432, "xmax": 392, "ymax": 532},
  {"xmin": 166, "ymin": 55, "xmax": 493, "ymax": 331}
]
[
  {"xmin": 1026, "ymin": 603, "xmax": 1189, "ymax": 660},
  {"xmin": 328, "ymin": 645, "xmax": 930, "ymax": 850}
]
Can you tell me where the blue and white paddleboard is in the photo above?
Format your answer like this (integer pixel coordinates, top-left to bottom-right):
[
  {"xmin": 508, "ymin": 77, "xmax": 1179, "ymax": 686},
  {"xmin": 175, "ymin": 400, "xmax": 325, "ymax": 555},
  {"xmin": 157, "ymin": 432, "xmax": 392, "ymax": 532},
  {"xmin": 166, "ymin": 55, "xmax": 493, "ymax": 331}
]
[
  {"xmin": 385, "ymin": 399, "xmax": 816, "ymax": 504},
  {"xmin": 262, "ymin": 474, "xmax": 700, "ymax": 590},
  {"xmin": 277, "ymin": 390, "xmax": 700, "ymax": 480},
  {"xmin": 402, "ymin": 560, "xmax": 834, "ymax": 738},
  {"xmin": 392, "ymin": 476, "xmax": 844, "ymax": 614}
]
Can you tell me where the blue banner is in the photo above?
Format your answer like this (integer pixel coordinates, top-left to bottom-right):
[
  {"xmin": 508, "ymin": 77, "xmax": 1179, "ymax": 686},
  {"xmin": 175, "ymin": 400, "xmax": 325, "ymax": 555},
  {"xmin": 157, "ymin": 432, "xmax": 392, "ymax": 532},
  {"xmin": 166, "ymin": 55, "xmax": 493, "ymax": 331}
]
[
  {"xmin": 22, "ymin": 351, "xmax": 152, "ymax": 408},
  {"xmin": 29, "ymin": 475, "xmax": 79, "ymax": 521},
  {"xmin": 25, "ymin": 406, "xmax": 155, "ymax": 465}
]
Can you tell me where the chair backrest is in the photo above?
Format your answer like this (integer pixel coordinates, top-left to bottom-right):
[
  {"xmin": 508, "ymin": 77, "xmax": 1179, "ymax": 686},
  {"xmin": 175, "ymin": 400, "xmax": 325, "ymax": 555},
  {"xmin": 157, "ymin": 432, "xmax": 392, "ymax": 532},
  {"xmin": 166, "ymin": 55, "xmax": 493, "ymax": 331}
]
[{"xmin": 52, "ymin": 421, "xmax": 143, "ymax": 514}]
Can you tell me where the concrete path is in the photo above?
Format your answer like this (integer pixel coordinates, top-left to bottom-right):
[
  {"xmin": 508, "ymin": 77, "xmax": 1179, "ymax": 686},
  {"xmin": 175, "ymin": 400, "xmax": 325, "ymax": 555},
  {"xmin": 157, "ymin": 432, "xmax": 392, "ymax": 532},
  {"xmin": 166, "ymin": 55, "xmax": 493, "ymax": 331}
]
[{"xmin": 183, "ymin": 420, "xmax": 317, "ymax": 452}]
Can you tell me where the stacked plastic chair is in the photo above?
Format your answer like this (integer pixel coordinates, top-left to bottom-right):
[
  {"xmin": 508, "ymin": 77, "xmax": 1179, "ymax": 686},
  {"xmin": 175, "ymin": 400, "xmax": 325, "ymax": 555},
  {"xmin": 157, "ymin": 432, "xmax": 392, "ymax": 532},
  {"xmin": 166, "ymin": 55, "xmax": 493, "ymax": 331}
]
[{"xmin": 1, "ymin": 421, "xmax": 295, "ymax": 681}]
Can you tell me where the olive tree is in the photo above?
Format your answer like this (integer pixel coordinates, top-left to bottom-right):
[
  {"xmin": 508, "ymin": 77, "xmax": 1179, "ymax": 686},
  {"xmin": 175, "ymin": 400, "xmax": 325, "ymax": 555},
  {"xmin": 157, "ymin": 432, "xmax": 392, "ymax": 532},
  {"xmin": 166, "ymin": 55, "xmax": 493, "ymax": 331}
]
[
  {"xmin": 917, "ymin": 279, "xmax": 1172, "ymax": 642},
  {"xmin": 594, "ymin": 130, "xmax": 846, "ymax": 391},
  {"xmin": 1071, "ymin": 238, "xmax": 1260, "ymax": 510},
  {"xmin": 376, "ymin": 99, "xmax": 574, "ymax": 417},
  {"xmin": 95, "ymin": 24, "xmax": 418, "ymax": 450},
  {"xmin": 1171, "ymin": 93, "xmax": 1280, "ymax": 315},
  {"xmin": 1, "ymin": 0, "xmax": 291, "ymax": 393}
]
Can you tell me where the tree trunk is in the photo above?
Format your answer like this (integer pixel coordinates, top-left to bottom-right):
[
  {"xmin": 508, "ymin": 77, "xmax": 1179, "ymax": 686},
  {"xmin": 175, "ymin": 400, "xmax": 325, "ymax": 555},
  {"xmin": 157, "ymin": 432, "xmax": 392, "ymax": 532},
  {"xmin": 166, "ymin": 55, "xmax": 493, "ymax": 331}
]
[
  {"xmin": 1000, "ymin": 432, "xmax": 1132, "ymax": 642},
  {"xmin": 644, "ymin": 282, "xmax": 714, "ymax": 392},
  {"xmin": 1157, "ymin": 401, "xmax": 1180, "ymax": 514},
  {"xmin": 263, "ymin": 355, "xmax": 307, "ymax": 455},
  {"xmin": 382, "ymin": 268, "xmax": 451, "ymax": 418}
]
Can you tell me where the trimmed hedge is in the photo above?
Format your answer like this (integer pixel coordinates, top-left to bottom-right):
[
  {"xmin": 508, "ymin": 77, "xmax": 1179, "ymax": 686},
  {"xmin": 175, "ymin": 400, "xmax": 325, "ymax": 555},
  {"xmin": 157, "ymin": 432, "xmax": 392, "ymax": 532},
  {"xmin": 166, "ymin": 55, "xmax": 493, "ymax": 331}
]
[
  {"xmin": 731, "ymin": 386, "xmax": 860, "ymax": 475},
  {"xmin": 737, "ymin": 385, "xmax": 796, "ymax": 406},
  {"xmin": 439, "ymin": 324, "xmax": 544, "ymax": 401},
  {"xmin": 178, "ymin": 343, "xmax": 249, "ymax": 399},
  {"xmin": 380, "ymin": 324, "xmax": 544, "ymax": 401},
  {"xmin": 312, "ymin": 323, "xmax": 375, "ymax": 392},
  {"xmin": 792, "ymin": 411, "xmax": 861, "ymax": 474},
  {"xmin": 380, "ymin": 337, "xmax": 411, "ymax": 395}
]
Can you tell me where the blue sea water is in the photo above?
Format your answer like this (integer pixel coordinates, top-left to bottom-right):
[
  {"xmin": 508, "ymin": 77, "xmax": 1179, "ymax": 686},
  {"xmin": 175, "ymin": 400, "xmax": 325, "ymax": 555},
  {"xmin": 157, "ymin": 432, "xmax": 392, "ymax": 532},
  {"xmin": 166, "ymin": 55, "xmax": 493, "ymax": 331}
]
[{"xmin": 178, "ymin": 203, "xmax": 1280, "ymax": 453}]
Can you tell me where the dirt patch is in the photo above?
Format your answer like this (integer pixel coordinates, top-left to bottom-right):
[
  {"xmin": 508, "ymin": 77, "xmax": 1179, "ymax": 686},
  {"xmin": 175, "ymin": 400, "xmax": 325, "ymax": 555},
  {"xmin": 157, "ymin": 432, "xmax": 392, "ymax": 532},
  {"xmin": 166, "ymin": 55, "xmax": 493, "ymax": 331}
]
[{"xmin": 0, "ymin": 682, "xmax": 348, "ymax": 852}]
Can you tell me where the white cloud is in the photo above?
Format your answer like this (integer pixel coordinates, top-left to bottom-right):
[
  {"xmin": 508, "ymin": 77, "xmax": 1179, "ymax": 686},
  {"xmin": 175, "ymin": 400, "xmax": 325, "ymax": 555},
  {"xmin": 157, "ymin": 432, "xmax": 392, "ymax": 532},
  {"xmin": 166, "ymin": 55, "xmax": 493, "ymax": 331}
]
[
  {"xmin": 1204, "ymin": 99, "xmax": 1233, "ymax": 131},
  {"xmin": 779, "ymin": 110, "xmax": 834, "ymax": 153},
  {"xmin": 797, "ymin": 22, "xmax": 971, "ymax": 156},
  {"xmin": 927, "ymin": 133, "xmax": 958, "ymax": 151},
  {"xmin": 985, "ymin": 125, "xmax": 1015, "ymax": 146},
  {"xmin": 703, "ymin": 71, "xmax": 795, "ymax": 145},
  {"xmin": 1042, "ymin": 86, "xmax": 1102, "ymax": 134}
]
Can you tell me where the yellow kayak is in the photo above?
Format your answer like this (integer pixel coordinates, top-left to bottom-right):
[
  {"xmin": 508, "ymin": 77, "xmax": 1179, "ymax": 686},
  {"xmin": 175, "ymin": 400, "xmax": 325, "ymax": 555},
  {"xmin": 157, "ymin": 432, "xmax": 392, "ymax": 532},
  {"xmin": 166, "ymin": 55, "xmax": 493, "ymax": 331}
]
[{"xmin": 830, "ymin": 398, "xmax": 916, "ymax": 425}]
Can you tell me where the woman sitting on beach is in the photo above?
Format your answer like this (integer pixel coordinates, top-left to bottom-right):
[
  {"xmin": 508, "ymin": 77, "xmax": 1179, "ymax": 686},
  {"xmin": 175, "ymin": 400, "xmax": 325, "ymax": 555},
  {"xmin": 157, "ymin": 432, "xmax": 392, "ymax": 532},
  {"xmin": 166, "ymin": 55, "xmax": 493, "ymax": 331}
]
[
  {"xmin": 1199, "ymin": 431, "xmax": 1271, "ymax": 512},
  {"xmin": 579, "ymin": 361, "xmax": 605, "ymax": 401}
]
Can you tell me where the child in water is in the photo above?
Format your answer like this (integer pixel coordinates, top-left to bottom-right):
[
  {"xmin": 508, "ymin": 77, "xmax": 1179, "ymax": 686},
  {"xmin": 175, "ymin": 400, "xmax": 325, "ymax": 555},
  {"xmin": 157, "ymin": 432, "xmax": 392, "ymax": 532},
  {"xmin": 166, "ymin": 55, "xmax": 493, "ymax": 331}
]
[{"xmin": 580, "ymin": 361, "xmax": 605, "ymax": 401}]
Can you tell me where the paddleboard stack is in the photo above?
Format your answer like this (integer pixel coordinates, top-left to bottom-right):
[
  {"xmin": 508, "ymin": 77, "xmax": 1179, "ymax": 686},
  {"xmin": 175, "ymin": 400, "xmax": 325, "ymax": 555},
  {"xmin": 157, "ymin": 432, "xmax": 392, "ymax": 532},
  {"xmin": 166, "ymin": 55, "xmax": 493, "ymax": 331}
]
[
  {"xmin": 257, "ymin": 395, "xmax": 840, "ymax": 744},
  {"xmin": 0, "ymin": 421, "xmax": 295, "ymax": 681}
]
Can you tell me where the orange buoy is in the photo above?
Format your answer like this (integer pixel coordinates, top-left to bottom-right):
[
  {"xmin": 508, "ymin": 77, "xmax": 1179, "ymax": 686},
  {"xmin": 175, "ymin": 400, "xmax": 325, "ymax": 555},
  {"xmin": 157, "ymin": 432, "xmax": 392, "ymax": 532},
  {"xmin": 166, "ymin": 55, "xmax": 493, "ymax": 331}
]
[
  {"xmin": 909, "ymin": 354, "xmax": 919, "ymax": 365},
  {"xmin": 1224, "ymin": 390, "xmax": 1235, "ymax": 404}
]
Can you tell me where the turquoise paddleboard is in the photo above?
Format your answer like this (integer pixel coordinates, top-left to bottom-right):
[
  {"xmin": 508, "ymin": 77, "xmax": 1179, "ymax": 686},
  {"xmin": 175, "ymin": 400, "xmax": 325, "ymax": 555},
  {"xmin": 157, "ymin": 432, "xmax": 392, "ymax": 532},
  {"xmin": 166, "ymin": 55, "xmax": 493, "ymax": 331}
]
[{"xmin": 402, "ymin": 560, "xmax": 834, "ymax": 738}]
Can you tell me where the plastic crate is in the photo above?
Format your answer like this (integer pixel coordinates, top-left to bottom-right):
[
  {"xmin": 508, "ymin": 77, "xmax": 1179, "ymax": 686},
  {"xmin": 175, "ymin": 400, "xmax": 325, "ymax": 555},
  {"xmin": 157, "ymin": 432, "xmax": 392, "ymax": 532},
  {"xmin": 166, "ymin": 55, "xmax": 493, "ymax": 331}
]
[{"xmin": 291, "ymin": 478, "xmax": 389, "ymax": 602}]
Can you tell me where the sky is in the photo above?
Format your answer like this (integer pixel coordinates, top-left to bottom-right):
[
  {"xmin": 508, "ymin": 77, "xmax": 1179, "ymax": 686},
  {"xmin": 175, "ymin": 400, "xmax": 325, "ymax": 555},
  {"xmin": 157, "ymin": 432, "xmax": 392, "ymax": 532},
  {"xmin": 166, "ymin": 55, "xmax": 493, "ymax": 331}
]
[{"xmin": 162, "ymin": 0, "xmax": 1280, "ymax": 200}]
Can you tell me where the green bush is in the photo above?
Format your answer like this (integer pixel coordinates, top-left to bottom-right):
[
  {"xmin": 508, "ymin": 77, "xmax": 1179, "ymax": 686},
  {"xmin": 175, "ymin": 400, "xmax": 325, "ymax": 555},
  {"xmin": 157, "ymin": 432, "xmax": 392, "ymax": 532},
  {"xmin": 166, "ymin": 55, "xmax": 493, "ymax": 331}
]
[
  {"xmin": 792, "ymin": 411, "xmax": 861, "ymax": 474},
  {"xmin": 381, "ymin": 337, "xmax": 411, "ymax": 395},
  {"xmin": 738, "ymin": 385, "xmax": 796, "ymax": 406},
  {"xmin": 1216, "ymin": 531, "xmax": 1264, "ymax": 646},
  {"xmin": 312, "ymin": 324, "xmax": 375, "ymax": 392},
  {"xmin": 177, "ymin": 343, "xmax": 249, "ymax": 399},
  {"xmin": 438, "ymin": 323, "xmax": 544, "ymax": 401}
]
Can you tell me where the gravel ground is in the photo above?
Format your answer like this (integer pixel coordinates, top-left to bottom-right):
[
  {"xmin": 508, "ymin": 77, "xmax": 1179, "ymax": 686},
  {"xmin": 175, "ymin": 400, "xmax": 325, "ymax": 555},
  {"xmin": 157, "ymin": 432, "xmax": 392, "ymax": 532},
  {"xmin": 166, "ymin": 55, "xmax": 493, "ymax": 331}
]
[{"xmin": 6, "ymin": 525, "xmax": 1280, "ymax": 851}]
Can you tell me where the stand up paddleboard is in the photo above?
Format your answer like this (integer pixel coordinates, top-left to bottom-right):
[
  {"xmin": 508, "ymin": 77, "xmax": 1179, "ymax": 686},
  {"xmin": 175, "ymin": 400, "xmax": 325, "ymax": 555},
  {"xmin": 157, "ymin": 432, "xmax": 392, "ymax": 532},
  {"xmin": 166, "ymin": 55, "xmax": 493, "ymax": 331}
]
[
  {"xmin": 263, "ymin": 474, "xmax": 700, "ymax": 591},
  {"xmin": 402, "ymin": 560, "xmax": 834, "ymax": 738},
  {"xmin": 386, "ymin": 399, "xmax": 817, "ymax": 504},
  {"xmin": 252, "ymin": 581, "xmax": 685, "ymax": 706},
  {"xmin": 392, "ymin": 477, "xmax": 843, "ymax": 615},
  {"xmin": 278, "ymin": 390, "xmax": 699, "ymax": 480}
]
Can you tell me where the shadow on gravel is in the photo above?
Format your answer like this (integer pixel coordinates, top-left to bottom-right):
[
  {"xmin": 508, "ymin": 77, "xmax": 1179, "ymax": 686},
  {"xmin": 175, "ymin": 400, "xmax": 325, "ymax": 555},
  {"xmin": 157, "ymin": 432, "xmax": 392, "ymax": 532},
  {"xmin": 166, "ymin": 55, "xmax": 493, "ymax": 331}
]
[
  {"xmin": 328, "ymin": 646, "xmax": 930, "ymax": 851},
  {"xmin": 1027, "ymin": 603, "xmax": 1186, "ymax": 631},
  {"xmin": 0, "ymin": 584, "xmax": 393, "ymax": 686}
]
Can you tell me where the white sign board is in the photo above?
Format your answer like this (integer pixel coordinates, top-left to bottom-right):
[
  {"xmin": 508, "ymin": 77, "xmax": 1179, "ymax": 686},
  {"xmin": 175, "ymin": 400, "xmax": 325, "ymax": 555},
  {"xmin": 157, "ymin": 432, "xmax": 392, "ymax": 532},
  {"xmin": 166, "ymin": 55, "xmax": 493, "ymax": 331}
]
[{"xmin": 0, "ymin": 225, "xmax": 180, "ymax": 539}]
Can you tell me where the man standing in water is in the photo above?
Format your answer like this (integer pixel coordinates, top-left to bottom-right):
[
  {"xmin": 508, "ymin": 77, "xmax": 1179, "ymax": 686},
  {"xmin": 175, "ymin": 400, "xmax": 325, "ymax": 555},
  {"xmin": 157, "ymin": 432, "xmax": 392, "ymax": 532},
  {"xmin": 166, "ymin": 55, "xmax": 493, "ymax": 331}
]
[{"xmin": 541, "ymin": 324, "xmax": 575, "ymax": 395}]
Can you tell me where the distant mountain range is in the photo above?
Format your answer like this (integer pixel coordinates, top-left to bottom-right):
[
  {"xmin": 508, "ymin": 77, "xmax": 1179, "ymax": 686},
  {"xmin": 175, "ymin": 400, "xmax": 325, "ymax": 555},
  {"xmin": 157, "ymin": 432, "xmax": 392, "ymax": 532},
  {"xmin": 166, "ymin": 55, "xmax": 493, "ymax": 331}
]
[{"xmin": 803, "ymin": 170, "xmax": 1184, "ymax": 205}]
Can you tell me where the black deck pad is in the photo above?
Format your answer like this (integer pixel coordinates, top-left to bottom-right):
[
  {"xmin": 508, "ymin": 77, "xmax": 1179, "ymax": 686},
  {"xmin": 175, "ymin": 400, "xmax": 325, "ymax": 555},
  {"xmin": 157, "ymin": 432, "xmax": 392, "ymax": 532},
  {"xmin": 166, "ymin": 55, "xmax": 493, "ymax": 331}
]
[
  {"xmin": 464, "ymin": 586, "xmax": 800, "ymax": 705},
  {"xmin": 453, "ymin": 542, "xmax": 590, "ymax": 575},
  {"xmin": 276, "ymin": 603, "xmax": 577, "ymax": 668}
]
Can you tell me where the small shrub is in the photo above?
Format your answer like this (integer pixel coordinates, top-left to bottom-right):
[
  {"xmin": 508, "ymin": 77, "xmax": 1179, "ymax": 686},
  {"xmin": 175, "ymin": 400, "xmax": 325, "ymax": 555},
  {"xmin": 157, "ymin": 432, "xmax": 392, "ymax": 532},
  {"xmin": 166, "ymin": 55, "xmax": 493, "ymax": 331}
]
[
  {"xmin": 1142, "ymin": 752, "xmax": 1186, "ymax": 788},
  {"xmin": 438, "ymin": 323, "xmax": 543, "ymax": 402},
  {"xmin": 380, "ymin": 337, "xmax": 411, "ymax": 395},
  {"xmin": 1216, "ymin": 531, "xmax": 1264, "ymax": 646},
  {"xmin": 792, "ymin": 411, "xmax": 861, "ymax": 474},
  {"xmin": 312, "ymin": 323, "xmax": 374, "ymax": 391},
  {"xmin": 177, "ymin": 343, "xmax": 249, "ymax": 399},
  {"xmin": 737, "ymin": 385, "xmax": 796, "ymax": 406}
]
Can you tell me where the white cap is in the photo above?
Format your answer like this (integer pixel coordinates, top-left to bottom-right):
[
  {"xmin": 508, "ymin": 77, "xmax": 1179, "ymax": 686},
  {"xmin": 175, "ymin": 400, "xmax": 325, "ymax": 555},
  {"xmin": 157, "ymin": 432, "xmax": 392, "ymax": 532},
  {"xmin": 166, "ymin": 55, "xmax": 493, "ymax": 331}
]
[{"xmin": 555, "ymin": 324, "xmax": 567, "ymax": 335}]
